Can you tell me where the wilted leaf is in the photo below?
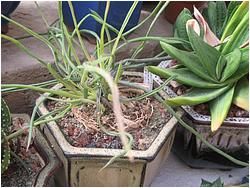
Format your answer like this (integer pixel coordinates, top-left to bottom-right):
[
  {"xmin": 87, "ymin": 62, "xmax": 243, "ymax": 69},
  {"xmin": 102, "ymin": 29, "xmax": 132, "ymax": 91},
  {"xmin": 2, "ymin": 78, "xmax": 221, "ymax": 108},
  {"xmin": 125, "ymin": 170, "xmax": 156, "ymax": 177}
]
[{"xmin": 193, "ymin": 6, "xmax": 220, "ymax": 46}]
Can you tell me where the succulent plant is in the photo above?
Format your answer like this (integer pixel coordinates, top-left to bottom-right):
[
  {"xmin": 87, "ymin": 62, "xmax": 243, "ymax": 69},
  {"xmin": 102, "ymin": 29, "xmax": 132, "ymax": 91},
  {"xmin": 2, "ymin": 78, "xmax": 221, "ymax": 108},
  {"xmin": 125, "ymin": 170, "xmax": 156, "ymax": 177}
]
[
  {"xmin": 1, "ymin": 98, "xmax": 11, "ymax": 173},
  {"xmin": 148, "ymin": 2, "xmax": 249, "ymax": 132}
]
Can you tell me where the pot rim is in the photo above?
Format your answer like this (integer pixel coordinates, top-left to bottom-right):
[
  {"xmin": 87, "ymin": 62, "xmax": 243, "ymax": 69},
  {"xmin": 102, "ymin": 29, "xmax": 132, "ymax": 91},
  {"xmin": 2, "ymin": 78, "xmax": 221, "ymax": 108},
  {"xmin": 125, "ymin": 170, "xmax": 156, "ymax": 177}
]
[
  {"xmin": 36, "ymin": 71, "xmax": 182, "ymax": 162},
  {"xmin": 11, "ymin": 114, "xmax": 61, "ymax": 187},
  {"xmin": 33, "ymin": 127, "xmax": 62, "ymax": 187},
  {"xmin": 148, "ymin": 60, "xmax": 249, "ymax": 127}
]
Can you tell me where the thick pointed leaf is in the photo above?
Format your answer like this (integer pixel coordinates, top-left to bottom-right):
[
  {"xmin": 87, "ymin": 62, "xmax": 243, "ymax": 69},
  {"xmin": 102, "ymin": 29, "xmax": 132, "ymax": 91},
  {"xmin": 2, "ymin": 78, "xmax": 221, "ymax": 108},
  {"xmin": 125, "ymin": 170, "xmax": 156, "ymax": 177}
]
[
  {"xmin": 210, "ymin": 85, "xmax": 235, "ymax": 132},
  {"xmin": 147, "ymin": 66, "xmax": 222, "ymax": 89},
  {"xmin": 233, "ymin": 77, "xmax": 249, "ymax": 111},
  {"xmin": 160, "ymin": 42, "xmax": 217, "ymax": 83},
  {"xmin": 206, "ymin": 2, "xmax": 217, "ymax": 34},
  {"xmin": 215, "ymin": 1, "xmax": 228, "ymax": 38},
  {"xmin": 224, "ymin": 60, "xmax": 249, "ymax": 84},
  {"xmin": 205, "ymin": 1, "xmax": 227, "ymax": 38},
  {"xmin": 221, "ymin": 48, "xmax": 241, "ymax": 82},
  {"xmin": 221, "ymin": 1, "xmax": 249, "ymax": 41},
  {"xmin": 187, "ymin": 26, "xmax": 220, "ymax": 80},
  {"xmin": 221, "ymin": 13, "xmax": 249, "ymax": 54},
  {"xmin": 165, "ymin": 86, "xmax": 230, "ymax": 106},
  {"xmin": 227, "ymin": 1, "xmax": 242, "ymax": 21},
  {"xmin": 174, "ymin": 8, "xmax": 193, "ymax": 50},
  {"xmin": 240, "ymin": 46, "xmax": 249, "ymax": 63},
  {"xmin": 216, "ymin": 55, "xmax": 227, "ymax": 80}
]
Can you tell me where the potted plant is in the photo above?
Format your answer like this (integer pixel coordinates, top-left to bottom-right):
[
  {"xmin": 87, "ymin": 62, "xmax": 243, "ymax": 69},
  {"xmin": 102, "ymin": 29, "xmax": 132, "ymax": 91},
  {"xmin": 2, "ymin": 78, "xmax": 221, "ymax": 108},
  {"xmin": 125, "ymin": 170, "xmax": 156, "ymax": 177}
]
[
  {"xmin": 148, "ymin": 1, "xmax": 249, "ymax": 163},
  {"xmin": 1, "ymin": 1, "xmax": 185, "ymax": 186},
  {"xmin": 1, "ymin": 99, "xmax": 61, "ymax": 187},
  {"xmin": 1, "ymin": 1, "xmax": 248, "ymax": 186}
]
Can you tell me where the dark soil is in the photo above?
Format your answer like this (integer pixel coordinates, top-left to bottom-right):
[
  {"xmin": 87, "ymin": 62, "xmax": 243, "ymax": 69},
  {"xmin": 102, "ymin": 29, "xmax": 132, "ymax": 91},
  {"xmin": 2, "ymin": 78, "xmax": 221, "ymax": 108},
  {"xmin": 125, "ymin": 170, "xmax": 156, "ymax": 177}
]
[
  {"xmin": 168, "ymin": 84, "xmax": 249, "ymax": 118},
  {"xmin": 47, "ymin": 76, "xmax": 172, "ymax": 150},
  {"xmin": 1, "ymin": 117, "xmax": 44, "ymax": 187}
]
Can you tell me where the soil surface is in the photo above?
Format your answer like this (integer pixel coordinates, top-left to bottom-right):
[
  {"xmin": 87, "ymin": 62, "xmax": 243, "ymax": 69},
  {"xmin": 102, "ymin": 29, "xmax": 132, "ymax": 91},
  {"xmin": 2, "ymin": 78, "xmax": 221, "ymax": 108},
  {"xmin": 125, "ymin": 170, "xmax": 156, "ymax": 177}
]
[
  {"xmin": 1, "ymin": 117, "xmax": 44, "ymax": 187},
  {"xmin": 47, "ymin": 76, "xmax": 172, "ymax": 150}
]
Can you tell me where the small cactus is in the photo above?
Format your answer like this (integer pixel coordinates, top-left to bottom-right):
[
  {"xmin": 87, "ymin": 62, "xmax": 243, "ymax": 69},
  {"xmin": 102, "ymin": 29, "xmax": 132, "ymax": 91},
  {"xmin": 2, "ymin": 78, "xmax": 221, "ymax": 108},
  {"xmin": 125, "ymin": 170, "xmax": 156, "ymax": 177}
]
[{"xmin": 1, "ymin": 98, "xmax": 11, "ymax": 173}]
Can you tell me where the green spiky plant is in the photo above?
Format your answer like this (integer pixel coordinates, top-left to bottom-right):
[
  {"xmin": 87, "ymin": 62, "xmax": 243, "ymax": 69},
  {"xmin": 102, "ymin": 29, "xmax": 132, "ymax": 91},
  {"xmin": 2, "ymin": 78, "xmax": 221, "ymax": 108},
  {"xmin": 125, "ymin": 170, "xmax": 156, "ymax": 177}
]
[
  {"xmin": 1, "ymin": 1, "xmax": 248, "ymax": 170},
  {"xmin": 148, "ymin": 1, "xmax": 249, "ymax": 132}
]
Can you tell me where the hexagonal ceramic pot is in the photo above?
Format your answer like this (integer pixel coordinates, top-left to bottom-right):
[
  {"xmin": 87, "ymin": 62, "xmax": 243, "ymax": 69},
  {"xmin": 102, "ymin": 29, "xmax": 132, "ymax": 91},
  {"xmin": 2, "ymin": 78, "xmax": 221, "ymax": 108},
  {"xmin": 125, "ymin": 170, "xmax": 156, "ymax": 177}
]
[
  {"xmin": 36, "ymin": 72, "xmax": 182, "ymax": 186},
  {"xmin": 148, "ymin": 60, "xmax": 249, "ymax": 157}
]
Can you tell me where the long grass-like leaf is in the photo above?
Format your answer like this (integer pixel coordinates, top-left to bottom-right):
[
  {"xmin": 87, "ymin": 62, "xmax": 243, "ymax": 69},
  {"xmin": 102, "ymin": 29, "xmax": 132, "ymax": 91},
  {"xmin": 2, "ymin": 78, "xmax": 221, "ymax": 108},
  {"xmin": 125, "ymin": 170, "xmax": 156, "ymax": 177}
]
[
  {"xmin": 108, "ymin": 1, "xmax": 139, "ymax": 69},
  {"xmin": 68, "ymin": 1, "xmax": 91, "ymax": 61},
  {"xmin": 131, "ymin": 1, "xmax": 169, "ymax": 58},
  {"xmin": 1, "ymin": 34, "xmax": 48, "ymax": 66}
]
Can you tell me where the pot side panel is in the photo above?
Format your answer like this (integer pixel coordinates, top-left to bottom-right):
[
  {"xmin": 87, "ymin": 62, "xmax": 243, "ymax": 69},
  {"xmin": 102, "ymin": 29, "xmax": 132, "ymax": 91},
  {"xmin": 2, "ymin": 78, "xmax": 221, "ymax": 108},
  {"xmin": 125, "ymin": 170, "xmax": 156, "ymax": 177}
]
[
  {"xmin": 143, "ymin": 127, "xmax": 176, "ymax": 186},
  {"xmin": 70, "ymin": 158, "xmax": 145, "ymax": 186}
]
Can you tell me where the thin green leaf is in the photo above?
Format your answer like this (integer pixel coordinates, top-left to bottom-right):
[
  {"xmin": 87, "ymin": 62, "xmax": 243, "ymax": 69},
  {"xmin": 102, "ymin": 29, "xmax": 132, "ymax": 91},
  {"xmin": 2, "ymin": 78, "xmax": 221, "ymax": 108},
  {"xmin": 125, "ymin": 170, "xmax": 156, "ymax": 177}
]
[
  {"xmin": 160, "ymin": 42, "xmax": 217, "ymax": 83},
  {"xmin": 47, "ymin": 63, "xmax": 80, "ymax": 94},
  {"xmin": 1, "ymin": 34, "xmax": 48, "ymax": 66},
  {"xmin": 187, "ymin": 26, "xmax": 220, "ymax": 80},
  {"xmin": 114, "ymin": 63, "xmax": 123, "ymax": 84},
  {"xmin": 233, "ymin": 77, "xmax": 249, "ymax": 111},
  {"xmin": 123, "ymin": 76, "xmax": 176, "ymax": 102},
  {"xmin": 147, "ymin": 66, "xmax": 223, "ymax": 89},
  {"xmin": 166, "ymin": 86, "xmax": 230, "ymax": 106},
  {"xmin": 210, "ymin": 85, "xmax": 235, "ymax": 132},
  {"xmin": 68, "ymin": 1, "xmax": 91, "ymax": 61}
]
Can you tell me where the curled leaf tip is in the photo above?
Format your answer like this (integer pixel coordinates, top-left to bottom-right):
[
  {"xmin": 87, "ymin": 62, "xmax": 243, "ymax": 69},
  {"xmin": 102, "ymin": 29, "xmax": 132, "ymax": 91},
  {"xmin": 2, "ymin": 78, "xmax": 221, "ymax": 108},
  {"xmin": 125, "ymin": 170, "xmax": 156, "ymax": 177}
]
[
  {"xmin": 186, "ymin": 19, "xmax": 200, "ymax": 36},
  {"xmin": 193, "ymin": 6, "xmax": 220, "ymax": 46}
]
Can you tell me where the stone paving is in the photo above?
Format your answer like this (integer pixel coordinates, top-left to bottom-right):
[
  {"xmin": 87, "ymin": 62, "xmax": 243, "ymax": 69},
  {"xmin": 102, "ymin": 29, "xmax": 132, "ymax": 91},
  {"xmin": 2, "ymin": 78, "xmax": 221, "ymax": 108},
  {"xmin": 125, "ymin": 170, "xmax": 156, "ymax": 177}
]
[{"xmin": 1, "ymin": 1, "xmax": 248, "ymax": 187}]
